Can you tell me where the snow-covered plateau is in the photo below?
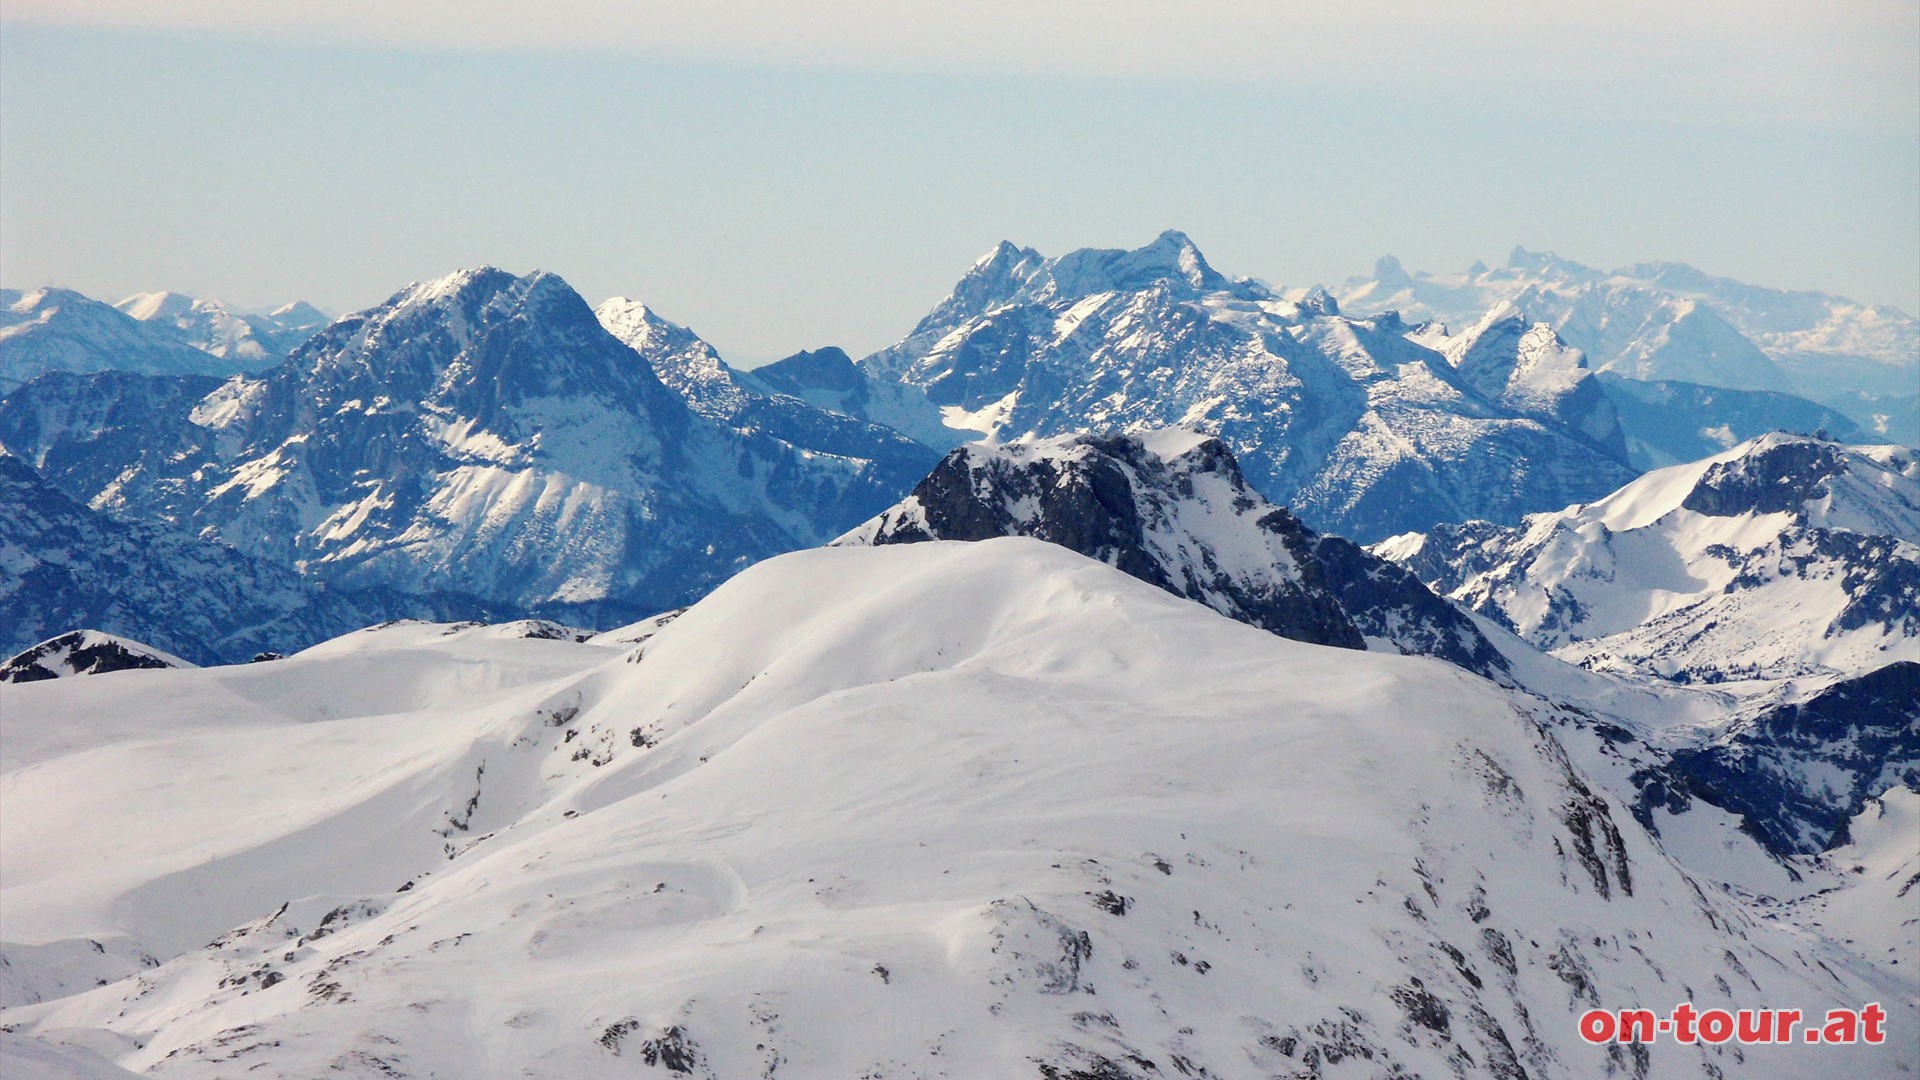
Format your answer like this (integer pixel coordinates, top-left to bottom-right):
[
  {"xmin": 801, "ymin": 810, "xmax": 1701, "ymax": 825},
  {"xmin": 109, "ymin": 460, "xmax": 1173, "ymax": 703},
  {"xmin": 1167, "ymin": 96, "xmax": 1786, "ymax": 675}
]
[{"xmin": 3, "ymin": 540, "xmax": 1913, "ymax": 1078}]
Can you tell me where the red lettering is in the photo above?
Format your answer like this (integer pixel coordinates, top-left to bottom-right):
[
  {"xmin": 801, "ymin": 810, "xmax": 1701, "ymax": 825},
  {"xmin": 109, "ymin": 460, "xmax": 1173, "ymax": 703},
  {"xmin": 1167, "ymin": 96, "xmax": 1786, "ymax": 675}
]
[
  {"xmin": 1672, "ymin": 1002, "xmax": 1699, "ymax": 1043},
  {"xmin": 1823, "ymin": 1009, "xmax": 1859, "ymax": 1045},
  {"xmin": 1774, "ymin": 1009, "xmax": 1802, "ymax": 1043},
  {"xmin": 1619, "ymin": 1009, "xmax": 1657, "ymax": 1043},
  {"xmin": 1862, "ymin": 1003, "xmax": 1886, "ymax": 1045},
  {"xmin": 1579, "ymin": 1009, "xmax": 1616, "ymax": 1044},
  {"xmin": 1737, "ymin": 1009, "xmax": 1772, "ymax": 1043}
]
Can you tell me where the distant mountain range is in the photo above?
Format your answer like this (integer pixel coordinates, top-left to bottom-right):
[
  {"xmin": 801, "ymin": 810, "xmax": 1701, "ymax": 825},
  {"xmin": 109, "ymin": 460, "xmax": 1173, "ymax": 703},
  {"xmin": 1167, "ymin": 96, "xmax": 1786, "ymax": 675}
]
[
  {"xmin": 761, "ymin": 231, "xmax": 1904, "ymax": 540},
  {"xmin": 0, "ymin": 234, "xmax": 1911, "ymax": 665},
  {"xmin": 1, "ymin": 287, "xmax": 327, "ymax": 390},
  {"xmin": 1341, "ymin": 248, "xmax": 1918, "ymax": 442},
  {"xmin": 114, "ymin": 290, "xmax": 330, "ymax": 365},
  {"xmin": 817, "ymin": 231, "xmax": 1645, "ymax": 542}
]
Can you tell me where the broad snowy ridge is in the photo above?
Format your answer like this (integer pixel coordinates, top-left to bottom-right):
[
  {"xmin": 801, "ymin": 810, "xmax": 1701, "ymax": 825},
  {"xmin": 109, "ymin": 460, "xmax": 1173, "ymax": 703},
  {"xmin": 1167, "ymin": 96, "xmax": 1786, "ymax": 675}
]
[{"xmin": 3, "ymin": 541, "xmax": 1909, "ymax": 1077}]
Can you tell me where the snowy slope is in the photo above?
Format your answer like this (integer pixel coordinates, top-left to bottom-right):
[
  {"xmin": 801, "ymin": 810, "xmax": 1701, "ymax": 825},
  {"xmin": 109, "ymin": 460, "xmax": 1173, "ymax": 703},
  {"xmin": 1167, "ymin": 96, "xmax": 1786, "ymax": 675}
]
[
  {"xmin": 3, "ymin": 539, "xmax": 1909, "ymax": 1078},
  {"xmin": 0, "ymin": 289, "xmax": 227, "ymax": 391},
  {"xmin": 854, "ymin": 232, "xmax": 1639, "ymax": 542},
  {"xmin": 839, "ymin": 429, "xmax": 1511, "ymax": 679},
  {"xmin": 1377, "ymin": 432, "xmax": 1920, "ymax": 687},
  {"xmin": 1341, "ymin": 250, "xmax": 1919, "ymax": 441},
  {"xmin": 1437, "ymin": 303, "xmax": 1626, "ymax": 460},
  {"xmin": 1636, "ymin": 660, "xmax": 1919, "ymax": 857}
]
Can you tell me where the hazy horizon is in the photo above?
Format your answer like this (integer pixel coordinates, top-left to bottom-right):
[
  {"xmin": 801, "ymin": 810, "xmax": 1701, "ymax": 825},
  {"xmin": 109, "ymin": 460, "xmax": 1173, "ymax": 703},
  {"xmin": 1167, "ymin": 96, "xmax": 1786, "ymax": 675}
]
[{"xmin": 3, "ymin": 5, "xmax": 1915, "ymax": 363}]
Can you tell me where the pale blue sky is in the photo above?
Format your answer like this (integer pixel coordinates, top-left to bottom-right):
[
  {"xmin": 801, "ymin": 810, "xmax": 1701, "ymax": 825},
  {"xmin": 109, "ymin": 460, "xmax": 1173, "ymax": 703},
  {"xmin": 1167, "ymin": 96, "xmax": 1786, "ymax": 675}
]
[{"xmin": 3, "ymin": 4, "xmax": 1915, "ymax": 362}]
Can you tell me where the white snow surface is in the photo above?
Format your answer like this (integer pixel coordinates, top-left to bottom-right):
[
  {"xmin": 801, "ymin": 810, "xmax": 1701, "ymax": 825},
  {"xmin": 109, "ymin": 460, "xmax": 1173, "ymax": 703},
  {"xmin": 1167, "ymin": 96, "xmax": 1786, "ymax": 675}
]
[
  {"xmin": 1380, "ymin": 433, "xmax": 1920, "ymax": 686},
  {"xmin": 2, "ymin": 540, "xmax": 1911, "ymax": 1077}
]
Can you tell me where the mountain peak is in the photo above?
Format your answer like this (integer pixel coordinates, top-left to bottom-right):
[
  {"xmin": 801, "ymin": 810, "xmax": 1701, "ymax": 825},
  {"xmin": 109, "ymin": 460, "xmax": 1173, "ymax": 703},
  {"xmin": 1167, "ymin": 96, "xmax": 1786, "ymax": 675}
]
[
  {"xmin": 1046, "ymin": 229, "xmax": 1228, "ymax": 298},
  {"xmin": 1372, "ymin": 254, "xmax": 1413, "ymax": 289},
  {"xmin": 115, "ymin": 290, "xmax": 198, "ymax": 323},
  {"xmin": 267, "ymin": 300, "xmax": 330, "ymax": 329},
  {"xmin": 0, "ymin": 629, "xmax": 192, "ymax": 683},
  {"xmin": 1506, "ymin": 246, "xmax": 1602, "ymax": 281}
]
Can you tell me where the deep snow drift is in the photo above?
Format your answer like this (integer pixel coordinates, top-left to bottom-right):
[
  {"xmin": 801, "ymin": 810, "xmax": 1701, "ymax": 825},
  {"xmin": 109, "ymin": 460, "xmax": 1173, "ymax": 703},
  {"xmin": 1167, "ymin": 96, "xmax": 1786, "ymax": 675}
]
[{"xmin": 3, "ymin": 540, "xmax": 1910, "ymax": 1078}]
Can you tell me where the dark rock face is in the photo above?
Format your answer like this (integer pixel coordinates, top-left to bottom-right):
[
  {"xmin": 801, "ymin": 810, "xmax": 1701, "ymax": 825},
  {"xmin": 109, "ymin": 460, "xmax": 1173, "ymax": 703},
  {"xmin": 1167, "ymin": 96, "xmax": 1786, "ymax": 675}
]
[
  {"xmin": 0, "ymin": 630, "xmax": 182, "ymax": 683},
  {"xmin": 1637, "ymin": 662, "xmax": 1920, "ymax": 856},
  {"xmin": 845, "ymin": 431, "xmax": 1511, "ymax": 679},
  {"xmin": 1682, "ymin": 438, "xmax": 1849, "ymax": 517},
  {"xmin": 863, "ymin": 435, "xmax": 1361, "ymax": 650},
  {"xmin": 1303, "ymin": 534, "xmax": 1510, "ymax": 677}
]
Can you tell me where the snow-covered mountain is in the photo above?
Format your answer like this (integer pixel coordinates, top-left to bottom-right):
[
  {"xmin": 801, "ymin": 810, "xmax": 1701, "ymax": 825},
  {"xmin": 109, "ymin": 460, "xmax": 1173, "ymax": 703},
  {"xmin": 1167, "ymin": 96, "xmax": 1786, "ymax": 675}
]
[
  {"xmin": 593, "ymin": 298, "xmax": 939, "ymax": 534},
  {"xmin": 0, "ymin": 269, "xmax": 933, "ymax": 628},
  {"xmin": 1429, "ymin": 302, "xmax": 1627, "ymax": 461},
  {"xmin": 839, "ymin": 429, "xmax": 1511, "ymax": 680},
  {"xmin": 0, "ymin": 448, "xmax": 378, "ymax": 665},
  {"xmin": 0, "ymin": 288, "xmax": 226, "ymax": 391},
  {"xmin": 1341, "ymin": 250, "xmax": 1919, "ymax": 441},
  {"xmin": 846, "ymin": 231, "xmax": 1640, "ymax": 542},
  {"xmin": 115, "ymin": 290, "xmax": 328, "ymax": 367},
  {"xmin": 1376, "ymin": 433, "xmax": 1920, "ymax": 688},
  {"xmin": 3, "ymin": 539, "xmax": 1907, "ymax": 1078},
  {"xmin": 0, "ymin": 630, "xmax": 191, "ymax": 683}
]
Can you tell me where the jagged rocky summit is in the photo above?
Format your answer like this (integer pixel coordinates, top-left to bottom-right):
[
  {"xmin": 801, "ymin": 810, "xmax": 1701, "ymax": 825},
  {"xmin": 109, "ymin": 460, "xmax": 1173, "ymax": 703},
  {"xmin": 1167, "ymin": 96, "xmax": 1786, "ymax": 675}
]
[
  {"xmin": 838, "ymin": 428, "xmax": 1511, "ymax": 680},
  {"xmin": 815, "ymin": 230, "xmax": 1643, "ymax": 542}
]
